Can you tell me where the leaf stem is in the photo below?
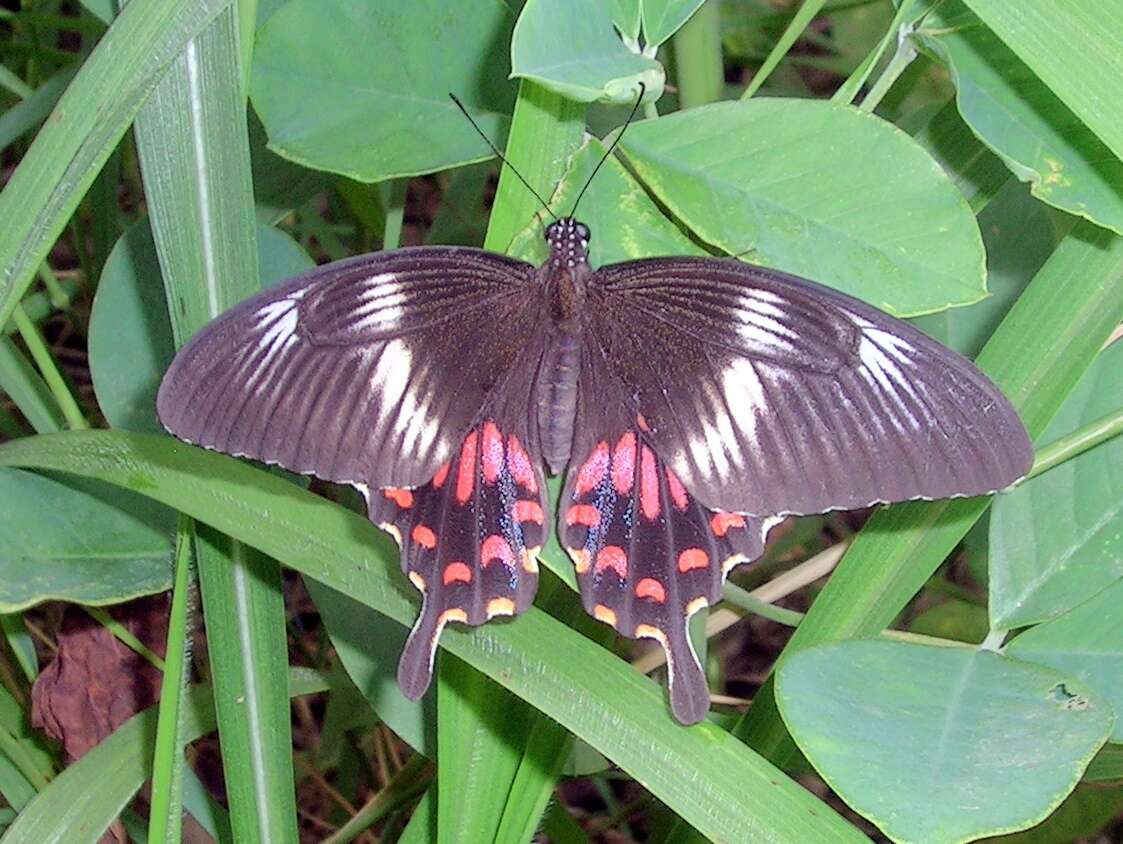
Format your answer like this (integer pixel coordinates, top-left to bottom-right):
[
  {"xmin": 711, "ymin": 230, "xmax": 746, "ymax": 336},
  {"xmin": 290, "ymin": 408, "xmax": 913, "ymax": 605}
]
[
  {"xmin": 740, "ymin": 0, "xmax": 827, "ymax": 100},
  {"xmin": 10, "ymin": 303, "xmax": 88, "ymax": 430},
  {"xmin": 380, "ymin": 179, "xmax": 407, "ymax": 250},
  {"xmin": 672, "ymin": 0, "xmax": 723, "ymax": 109},
  {"xmin": 833, "ymin": 0, "xmax": 920, "ymax": 106},
  {"xmin": 857, "ymin": 20, "xmax": 919, "ymax": 112},
  {"xmin": 1025, "ymin": 407, "xmax": 1123, "ymax": 481}
]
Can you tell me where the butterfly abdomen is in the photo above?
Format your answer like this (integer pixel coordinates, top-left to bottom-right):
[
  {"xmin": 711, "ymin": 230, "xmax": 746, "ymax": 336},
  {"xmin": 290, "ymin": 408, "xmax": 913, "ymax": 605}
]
[{"xmin": 535, "ymin": 325, "xmax": 582, "ymax": 475}]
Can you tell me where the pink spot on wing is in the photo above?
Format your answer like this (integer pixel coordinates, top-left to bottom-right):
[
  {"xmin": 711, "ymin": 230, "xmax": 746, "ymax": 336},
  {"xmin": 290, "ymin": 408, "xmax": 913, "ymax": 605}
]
[
  {"xmin": 635, "ymin": 578, "xmax": 666, "ymax": 603},
  {"xmin": 443, "ymin": 562, "xmax": 472, "ymax": 585},
  {"xmin": 481, "ymin": 420, "xmax": 504, "ymax": 484},
  {"xmin": 455, "ymin": 430, "xmax": 478, "ymax": 504},
  {"xmin": 594, "ymin": 546, "xmax": 627, "ymax": 578},
  {"xmin": 612, "ymin": 432, "xmax": 636, "ymax": 494},
  {"xmin": 576, "ymin": 442, "xmax": 609, "ymax": 496},
  {"xmin": 711, "ymin": 512, "xmax": 746, "ymax": 537},
  {"xmin": 677, "ymin": 548, "xmax": 709, "ymax": 572},
  {"xmin": 565, "ymin": 504, "xmax": 601, "ymax": 528},
  {"xmin": 665, "ymin": 468, "xmax": 688, "ymax": 511},
  {"xmin": 431, "ymin": 461, "xmax": 450, "ymax": 489},
  {"xmin": 513, "ymin": 500, "xmax": 544, "ymax": 524},
  {"xmin": 411, "ymin": 525, "xmax": 437, "ymax": 549},
  {"xmin": 507, "ymin": 434, "xmax": 538, "ymax": 492},
  {"xmin": 481, "ymin": 534, "xmax": 514, "ymax": 567},
  {"xmin": 383, "ymin": 488, "xmax": 414, "ymax": 508},
  {"xmin": 640, "ymin": 446, "xmax": 660, "ymax": 520}
]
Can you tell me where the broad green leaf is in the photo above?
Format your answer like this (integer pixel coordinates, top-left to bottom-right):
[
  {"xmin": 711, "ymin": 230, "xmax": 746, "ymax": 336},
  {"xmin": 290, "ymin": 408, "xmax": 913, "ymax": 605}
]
[
  {"xmin": 912, "ymin": 180, "xmax": 1060, "ymax": 358},
  {"xmin": 511, "ymin": 0, "xmax": 664, "ymax": 104},
  {"xmin": 0, "ymin": 430, "xmax": 868, "ymax": 844},
  {"xmin": 914, "ymin": 1, "xmax": 1123, "ymax": 235},
  {"xmin": 1085, "ymin": 743, "xmax": 1123, "ymax": 783},
  {"xmin": 1007, "ymin": 579, "xmax": 1123, "ymax": 742},
  {"xmin": 989, "ymin": 341, "xmax": 1123, "ymax": 629},
  {"xmin": 251, "ymin": 0, "xmax": 517, "ymax": 181},
  {"xmin": 983, "ymin": 784, "xmax": 1123, "ymax": 844},
  {"xmin": 958, "ymin": 0, "xmax": 1123, "ymax": 169},
  {"xmin": 89, "ymin": 220, "xmax": 312, "ymax": 433},
  {"xmin": 777, "ymin": 641, "xmax": 1113, "ymax": 844},
  {"xmin": 907, "ymin": 599, "xmax": 987, "ymax": 645},
  {"xmin": 0, "ymin": 469, "xmax": 174, "ymax": 611},
  {"xmin": 508, "ymin": 137, "xmax": 707, "ymax": 266},
  {"xmin": 619, "ymin": 98, "xmax": 986, "ymax": 316},
  {"xmin": 1, "ymin": 670, "xmax": 329, "ymax": 844},
  {"xmin": 642, "ymin": 0, "xmax": 706, "ymax": 48},
  {"xmin": 610, "ymin": 0, "xmax": 642, "ymax": 41},
  {"xmin": 305, "ymin": 580, "xmax": 435, "ymax": 757},
  {"xmin": 249, "ymin": 109, "xmax": 328, "ymax": 224},
  {"xmin": 0, "ymin": 0, "xmax": 229, "ymax": 329}
]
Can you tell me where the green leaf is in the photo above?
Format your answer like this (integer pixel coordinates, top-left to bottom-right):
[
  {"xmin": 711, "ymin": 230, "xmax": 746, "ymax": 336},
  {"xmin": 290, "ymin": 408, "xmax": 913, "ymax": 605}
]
[
  {"xmin": 0, "ymin": 0, "xmax": 229, "ymax": 329},
  {"xmin": 0, "ymin": 67, "xmax": 74, "ymax": 155},
  {"xmin": 908, "ymin": 99, "xmax": 1010, "ymax": 212},
  {"xmin": 641, "ymin": 0, "xmax": 706, "ymax": 48},
  {"xmin": 912, "ymin": 180, "xmax": 1060, "ymax": 358},
  {"xmin": 610, "ymin": 0, "xmax": 642, "ymax": 41},
  {"xmin": 1007, "ymin": 578, "xmax": 1123, "ymax": 742},
  {"xmin": 1085, "ymin": 743, "xmax": 1123, "ymax": 783},
  {"xmin": 0, "ymin": 469, "xmax": 174, "ymax": 611},
  {"xmin": 249, "ymin": 109, "xmax": 328, "ymax": 224},
  {"xmin": 777, "ymin": 641, "xmax": 1114, "ymax": 844},
  {"xmin": 957, "ymin": 0, "xmax": 1123, "ymax": 170},
  {"xmin": 305, "ymin": 581, "xmax": 435, "ymax": 756},
  {"xmin": 619, "ymin": 98, "xmax": 986, "ymax": 316},
  {"xmin": 983, "ymin": 784, "xmax": 1123, "ymax": 844},
  {"xmin": 251, "ymin": 0, "xmax": 516, "ymax": 181},
  {"xmin": 989, "ymin": 341, "xmax": 1123, "ymax": 629},
  {"xmin": 508, "ymin": 137, "xmax": 707, "ymax": 266},
  {"xmin": 0, "ymin": 338, "xmax": 65, "ymax": 434},
  {"xmin": 0, "ymin": 430, "xmax": 869, "ymax": 844},
  {"xmin": 1, "ymin": 670, "xmax": 329, "ymax": 844},
  {"xmin": 89, "ymin": 219, "xmax": 312, "ymax": 433},
  {"xmin": 914, "ymin": 1, "xmax": 1123, "ymax": 235},
  {"xmin": 511, "ymin": 0, "xmax": 664, "ymax": 104}
]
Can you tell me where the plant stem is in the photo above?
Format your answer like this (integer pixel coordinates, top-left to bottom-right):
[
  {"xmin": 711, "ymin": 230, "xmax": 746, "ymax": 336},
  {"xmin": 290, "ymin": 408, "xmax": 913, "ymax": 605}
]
[
  {"xmin": 740, "ymin": 0, "xmax": 827, "ymax": 100},
  {"xmin": 857, "ymin": 21, "xmax": 919, "ymax": 112},
  {"xmin": 833, "ymin": 0, "xmax": 919, "ymax": 106},
  {"xmin": 380, "ymin": 179, "xmax": 407, "ymax": 250},
  {"xmin": 1026, "ymin": 407, "xmax": 1123, "ymax": 480},
  {"xmin": 672, "ymin": 0, "xmax": 723, "ymax": 108},
  {"xmin": 10, "ymin": 303, "xmax": 87, "ymax": 430},
  {"xmin": 83, "ymin": 606, "xmax": 166, "ymax": 671}
]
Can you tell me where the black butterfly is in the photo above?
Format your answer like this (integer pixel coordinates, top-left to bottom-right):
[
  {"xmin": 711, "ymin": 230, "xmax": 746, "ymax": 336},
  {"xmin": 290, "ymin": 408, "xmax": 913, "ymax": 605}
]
[{"xmin": 157, "ymin": 216, "xmax": 1033, "ymax": 724}]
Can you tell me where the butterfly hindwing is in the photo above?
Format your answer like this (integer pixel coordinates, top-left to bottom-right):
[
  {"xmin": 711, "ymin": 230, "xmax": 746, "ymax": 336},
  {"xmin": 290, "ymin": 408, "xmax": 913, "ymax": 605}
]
[
  {"xmin": 562, "ymin": 351, "xmax": 774, "ymax": 724},
  {"xmin": 370, "ymin": 418, "xmax": 548, "ymax": 698},
  {"xmin": 587, "ymin": 257, "xmax": 1034, "ymax": 517}
]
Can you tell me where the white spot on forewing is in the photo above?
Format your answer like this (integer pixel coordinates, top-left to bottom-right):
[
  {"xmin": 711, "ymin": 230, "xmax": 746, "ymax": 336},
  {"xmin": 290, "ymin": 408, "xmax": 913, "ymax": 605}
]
[
  {"xmin": 702, "ymin": 420, "xmax": 730, "ymax": 478},
  {"xmin": 352, "ymin": 482, "xmax": 370, "ymax": 504},
  {"xmin": 372, "ymin": 339, "xmax": 411, "ymax": 417},
  {"xmin": 859, "ymin": 332, "xmax": 921, "ymax": 428},
  {"xmin": 721, "ymin": 358, "xmax": 765, "ymax": 449}
]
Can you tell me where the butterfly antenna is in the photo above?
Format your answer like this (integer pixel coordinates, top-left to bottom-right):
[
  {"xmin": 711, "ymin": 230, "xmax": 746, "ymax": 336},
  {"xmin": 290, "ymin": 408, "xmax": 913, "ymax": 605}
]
[
  {"xmin": 569, "ymin": 81, "xmax": 647, "ymax": 219},
  {"xmin": 448, "ymin": 93, "xmax": 557, "ymax": 223}
]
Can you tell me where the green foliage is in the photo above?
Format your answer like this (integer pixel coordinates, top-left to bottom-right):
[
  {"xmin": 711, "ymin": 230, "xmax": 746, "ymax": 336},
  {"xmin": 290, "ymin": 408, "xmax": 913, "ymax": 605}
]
[{"xmin": 1, "ymin": 0, "xmax": 1122, "ymax": 841}]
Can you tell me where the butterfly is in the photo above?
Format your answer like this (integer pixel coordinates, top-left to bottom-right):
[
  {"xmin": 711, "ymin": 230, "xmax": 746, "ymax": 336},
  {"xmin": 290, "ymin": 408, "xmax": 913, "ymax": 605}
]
[{"xmin": 156, "ymin": 213, "xmax": 1033, "ymax": 724}]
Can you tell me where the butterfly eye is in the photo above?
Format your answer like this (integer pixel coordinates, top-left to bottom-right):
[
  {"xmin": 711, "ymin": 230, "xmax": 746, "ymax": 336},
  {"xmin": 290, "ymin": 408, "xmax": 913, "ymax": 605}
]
[{"xmin": 576, "ymin": 223, "xmax": 590, "ymax": 243}]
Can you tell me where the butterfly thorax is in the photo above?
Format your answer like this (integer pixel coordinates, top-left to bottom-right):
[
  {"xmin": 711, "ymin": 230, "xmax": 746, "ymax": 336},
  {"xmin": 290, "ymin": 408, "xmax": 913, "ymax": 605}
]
[{"xmin": 535, "ymin": 218, "xmax": 592, "ymax": 474}]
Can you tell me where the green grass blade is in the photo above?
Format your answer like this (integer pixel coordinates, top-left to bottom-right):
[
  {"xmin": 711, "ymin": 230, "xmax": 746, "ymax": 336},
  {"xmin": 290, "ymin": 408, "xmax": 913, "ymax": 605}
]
[
  {"xmin": 0, "ymin": 337, "xmax": 64, "ymax": 433},
  {"xmin": 671, "ymin": 0, "xmax": 723, "ymax": 109},
  {"xmin": 130, "ymin": 8, "xmax": 298, "ymax": 840},
  {"xmin": 740, "ymin": 0, "xmax": 827, "ymax": 99},
  {"xmin": 0, "ymin": 431, "xmax": 870, "ymax": 844},
  {"xmin": 960, "ymin": 0, "xmax": 1123, "ymax": 166},
  {"xmin": 147, "ymin": 516, "xmax": 194, "ymax": 844},
  {"xmin": 0, "ymin": 0, "xmax": 229, "ymax": 330},
  {"xmin": 0, "ymin": 670, "xmax": 329, "ymax": 844}
]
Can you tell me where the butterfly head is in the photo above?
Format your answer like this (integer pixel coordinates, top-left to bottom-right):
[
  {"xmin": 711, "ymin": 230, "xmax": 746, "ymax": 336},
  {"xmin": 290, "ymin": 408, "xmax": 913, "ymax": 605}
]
[{"xmin": 545, "ymin": 218, "xmax": 590, "ymax": 270}]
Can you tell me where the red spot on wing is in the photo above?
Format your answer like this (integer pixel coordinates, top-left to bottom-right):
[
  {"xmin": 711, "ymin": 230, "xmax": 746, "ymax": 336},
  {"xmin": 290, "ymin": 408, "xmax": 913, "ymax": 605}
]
[
  {"xmin": 594, "ymin": 546, "xmax": 628, "ymax": 579},
  {"xmin": 507, "ymin": 435, "xmax": 538, "ymax": 493},
  {"xmin": 481, "ymin": 420, "xmax": 504, "ymax": 484},
  {"xmin": 665, "ymin": 468, "xmax": 689, "ymax": 511},
  {"xmin": 456, "ymin": 430, "xmax": 478, "ymax": 504},
  {"xmin": 383, "ymin": 488, "xmax": 414, "ymax": 508},
  {"xmin": 612, "ymin": 432, "xmax": 636, "ymax": 494},
  {"xmin": 411, "ymin": 525, "xmax": 437, "ymax": 549},
  {"xmin": 635, "ymin": 578, "xmax": 666, "ymax": 603},
  {"xmin": 513, "ymin": 500, "xmax": 544, "ymax": 524},
  {"xmin": 481, "ymin": 534, "xmax": 515, "ymax": 567},
  {"xmin": 640, "ymin": 446, "xmax": 660, "ymax": 520},
  {"xmin": 710, "ymin": 512, "xmax": 746, "ymax": 537},
  {"xmin": 443, "ymin": 562, "xmax": 472, "ymax": 585},
  {"xmin": 636, "ymin": 413, "xmax": 651, "ymax": 432},
  {"xmin": 431, "ymin": 461, "xmax": 451, "ymax": 489},
  {"xmin": 576, "ymin": 442, "xmax": 610, "ymax": 495},
  {"xmin": 565, "ymin": 504, "xmax": 601, "ymax": 528},
  {"xmin": 677, "ymin": 548, "xmax": 709, "ymax": 572}
]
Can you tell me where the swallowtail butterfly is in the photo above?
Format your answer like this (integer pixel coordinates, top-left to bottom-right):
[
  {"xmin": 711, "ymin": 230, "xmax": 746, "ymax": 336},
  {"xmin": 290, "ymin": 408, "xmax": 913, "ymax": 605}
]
[{"xmin": 156, "ymin": 212, "xmax": 1032, "ymax": 724}]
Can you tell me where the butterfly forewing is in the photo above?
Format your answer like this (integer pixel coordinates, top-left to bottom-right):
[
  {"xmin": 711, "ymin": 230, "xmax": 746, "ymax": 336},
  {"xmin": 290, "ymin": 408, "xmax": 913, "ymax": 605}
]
[
  {"xmin": 586, "ymin": 257, "xmax": 1034, "ymax": 517},
  {"xmin": 157, "ymin": 247, "xmax": 540, "ymax": 490}
]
